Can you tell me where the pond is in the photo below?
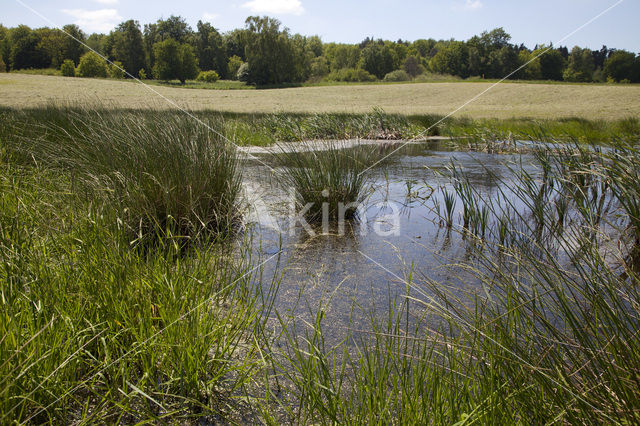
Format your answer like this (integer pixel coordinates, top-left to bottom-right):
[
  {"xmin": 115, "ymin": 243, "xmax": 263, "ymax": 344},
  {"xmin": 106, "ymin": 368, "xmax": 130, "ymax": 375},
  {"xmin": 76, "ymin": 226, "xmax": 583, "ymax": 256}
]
[{"xmin": 236, "ymin": 140, "xmax": 551, "ymax": 346}]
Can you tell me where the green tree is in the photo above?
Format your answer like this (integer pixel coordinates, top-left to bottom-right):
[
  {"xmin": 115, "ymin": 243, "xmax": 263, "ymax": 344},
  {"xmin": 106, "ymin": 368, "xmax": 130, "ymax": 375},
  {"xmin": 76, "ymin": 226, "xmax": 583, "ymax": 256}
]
[
  {"xmin": 429, "ymin": 41, "xmax": 468, "ymax": 77},
  {"xmin": 361, "ymin": 42, "xmax": 395, "ymax": 79},
  {"xmin": 61, "ymin": 24, "xmax": 86, "ymax": 65},
  {"xmin": 195, "ymin": 21, "xmax": 227, "ymax": 76},
  {"xmin": 60, "ymin": 58, "xmax": 75, "ymax": 76},
  {"xmin": 516, "ymin": 49, "xmax": 542, "ymax": 80},
  {"xmin": 324, "ymin": 43, "xmax": 360, "ymax": 71},
  {"xmin": 110, "ymin": 20, "xmax": 146, "ymax": 77},
  {"xmin": 37, "ymin": 28, "xmax": 65, "ymax": 68},
  {"xmin": 227, "ymin": 55, "xmax": 243, "ymax": 80},
  {"xmin": 110, "ymin": 61, "xmax": 125, "ymax": 78},
  {"xmin": 9, "ymin": 25, "xmax": 49, "ymax": 69},
  {"xmin": 77, "ymin": 51, "xmax": 108, "ymax": 77},
  {"xmin": 0, "ymin": 56, "xmax": 5, "ymax": 73},
  {"xmin": 536, "ymin": 46, "xmax": 566, "ymax": 81},
  {"xmin": 244, "ymin": 16, "xmax": 297, "ymax": 85},
  {"xmin": 604, "ymin": 50, "xmax": 636, "ymax": 82},
  {"xmin": 403, "ymin": 55, "xmax": 424, "ymax": 77},
  {"xmin": 563, "ymin": 46, "xmax": 594, "ymax": 82},
  {"xmin": 152, "ymin": 38, "xmax": 199, "ymax": 83}
]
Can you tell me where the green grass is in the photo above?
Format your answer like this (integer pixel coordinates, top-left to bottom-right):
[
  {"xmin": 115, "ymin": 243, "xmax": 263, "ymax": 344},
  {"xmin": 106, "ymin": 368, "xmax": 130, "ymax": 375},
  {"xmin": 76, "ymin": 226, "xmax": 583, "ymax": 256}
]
[
  {"xmin": 2, "ymin": 105, "xmax": 640, "ymax": 423},
  {"xmin": 272, "ymin": 141, "xmax": 380, "ymax": 222},
  {"xmin": 3, "ymin": 106, "xmax": 242, "ymax": 245},
  {"xmin": 0, "ymin": 161, "xmax": 276, "ymax": 423}
]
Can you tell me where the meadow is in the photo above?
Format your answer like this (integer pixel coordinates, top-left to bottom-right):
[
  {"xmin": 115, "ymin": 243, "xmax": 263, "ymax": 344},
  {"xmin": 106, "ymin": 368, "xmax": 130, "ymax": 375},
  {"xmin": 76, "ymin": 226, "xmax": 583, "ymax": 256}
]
[
  {"xmin": 0, "ymin": 94, "xmax": 639, "ymax": 423},
  {"xmin": 2, "ymin": 73, "xmax": 640, "ymax": 120}
]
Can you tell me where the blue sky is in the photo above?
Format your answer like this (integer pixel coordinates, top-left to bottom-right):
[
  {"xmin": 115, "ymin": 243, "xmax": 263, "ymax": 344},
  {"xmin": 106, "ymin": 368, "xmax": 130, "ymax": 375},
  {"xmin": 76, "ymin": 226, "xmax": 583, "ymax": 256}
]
[{"xmin": 4, "ymin": 0, "xmax": 639, "ymax": 52}]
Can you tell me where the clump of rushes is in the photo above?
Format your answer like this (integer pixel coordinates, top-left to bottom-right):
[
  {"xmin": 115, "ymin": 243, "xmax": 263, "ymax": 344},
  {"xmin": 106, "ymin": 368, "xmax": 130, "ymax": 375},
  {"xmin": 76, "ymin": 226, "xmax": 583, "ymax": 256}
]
[
  {"xmin": 0, "ymin": 164, "xmax": 273, "ymax": 423},
  {"xmin": 10, "ymin": 107, "xmax": 241, "ymax": 245},
  {"xmin": 273, "ymin": 141, "xmax": 378, "ymax": 222}
]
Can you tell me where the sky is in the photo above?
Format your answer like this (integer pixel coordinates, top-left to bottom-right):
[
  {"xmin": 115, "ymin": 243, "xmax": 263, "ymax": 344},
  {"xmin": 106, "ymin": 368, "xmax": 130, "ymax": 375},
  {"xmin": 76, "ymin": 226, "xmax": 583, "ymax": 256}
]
[{"xmin": 3, "ymin": 0, "xmax": 639, "ymax": 52}]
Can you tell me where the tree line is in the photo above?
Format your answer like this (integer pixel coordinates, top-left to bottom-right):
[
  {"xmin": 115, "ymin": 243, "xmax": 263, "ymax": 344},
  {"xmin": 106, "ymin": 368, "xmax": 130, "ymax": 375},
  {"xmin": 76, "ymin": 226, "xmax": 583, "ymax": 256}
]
[{"xmin": 1, "ymin": 16, "xmax": 639, "ymax": 85}]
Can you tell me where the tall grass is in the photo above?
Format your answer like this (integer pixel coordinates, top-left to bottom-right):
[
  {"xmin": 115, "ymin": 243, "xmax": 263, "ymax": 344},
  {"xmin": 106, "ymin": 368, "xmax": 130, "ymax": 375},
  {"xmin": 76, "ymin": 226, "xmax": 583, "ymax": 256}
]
[
  {"xmin": 272, "ymin": 141, "xmax": 379, "ymax": 222},
  {"xmin": 5, "ymin": 106, "xmax": 242, "ymax": 245},
  {"xmin": 0, "ymin": 161, "xmax": 276, "ymax": 423}
]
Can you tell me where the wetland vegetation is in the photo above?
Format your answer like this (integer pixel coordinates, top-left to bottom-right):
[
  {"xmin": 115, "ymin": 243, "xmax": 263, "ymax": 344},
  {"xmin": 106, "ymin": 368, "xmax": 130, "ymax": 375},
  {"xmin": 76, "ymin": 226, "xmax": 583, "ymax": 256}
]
[{"xmin": 1, "ymin": 105, "xmax": 639, "ymax": 423}]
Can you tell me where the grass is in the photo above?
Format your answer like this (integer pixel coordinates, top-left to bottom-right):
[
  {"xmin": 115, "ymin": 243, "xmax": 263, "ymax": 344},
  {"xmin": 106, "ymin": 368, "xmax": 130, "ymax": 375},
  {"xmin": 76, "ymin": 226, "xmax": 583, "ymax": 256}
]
[
  {"xmin": 2, "ymin": 73, "xmax": 640, "ymax": 120},
  {"xmin": 3, "ymin": 106, "xmax": 242, "ymax": 245},
  {"xmin": 272, "ymin": 141, "xmax": 379, "ymax": 222},
  {"xmin": 0, "ymin": 160, "xmax": 277, "ymax": 423},
  {"xmin": 2, "ymin": 104, "xmax": 640, "ymax": 423}
]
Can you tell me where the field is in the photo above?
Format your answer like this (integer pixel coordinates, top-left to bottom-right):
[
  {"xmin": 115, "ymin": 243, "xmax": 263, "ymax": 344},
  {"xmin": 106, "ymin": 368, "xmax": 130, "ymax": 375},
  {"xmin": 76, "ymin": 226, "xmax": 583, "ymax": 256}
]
[{"xmin": 2, "ymin": 73, "xmax": 640, "ymax": 120}]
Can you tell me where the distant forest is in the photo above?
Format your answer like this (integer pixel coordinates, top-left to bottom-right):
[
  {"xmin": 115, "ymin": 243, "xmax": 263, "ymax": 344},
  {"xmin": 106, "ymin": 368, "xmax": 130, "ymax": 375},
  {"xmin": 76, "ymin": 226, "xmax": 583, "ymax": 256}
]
[{"xmin": 1, "ymin": 15, "xmax": 639, "ymax": 85}]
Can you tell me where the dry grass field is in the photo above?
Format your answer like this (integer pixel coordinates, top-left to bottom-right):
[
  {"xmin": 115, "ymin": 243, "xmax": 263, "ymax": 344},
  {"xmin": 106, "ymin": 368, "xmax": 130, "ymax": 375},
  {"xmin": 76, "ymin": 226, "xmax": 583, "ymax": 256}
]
[{"xmin": 1, "ymin": 73, "xmax": 639, "ymax": 120}]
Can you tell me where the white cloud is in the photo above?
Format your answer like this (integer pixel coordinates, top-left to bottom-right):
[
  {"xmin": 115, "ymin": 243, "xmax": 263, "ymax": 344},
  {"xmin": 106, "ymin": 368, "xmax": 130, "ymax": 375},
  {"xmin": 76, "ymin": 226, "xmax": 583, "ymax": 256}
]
[
  {"xmin": 94, "ymin": 0, "xmax": 119, "ymax": 5},
  {"xmin": 202, "ymin": 12, "xmax": 220, "ymax": 22},
  {"xmin": 61, "ymin": 8, "xmax": 122, "ymax": 33},
  {"xmin": 463, "ymin": 0, "xmax": 483, "ymax": 10},
  {"xmin": 241, "ymin": 0, "xmax": 304, "ymax": 16}
]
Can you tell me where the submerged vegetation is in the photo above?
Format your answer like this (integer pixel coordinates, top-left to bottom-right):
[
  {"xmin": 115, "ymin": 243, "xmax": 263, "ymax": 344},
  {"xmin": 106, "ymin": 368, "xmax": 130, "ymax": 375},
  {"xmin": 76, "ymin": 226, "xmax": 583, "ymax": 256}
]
[{"xmin": 1, "ymin": 105, "xmax": 640, "ymax": 423}]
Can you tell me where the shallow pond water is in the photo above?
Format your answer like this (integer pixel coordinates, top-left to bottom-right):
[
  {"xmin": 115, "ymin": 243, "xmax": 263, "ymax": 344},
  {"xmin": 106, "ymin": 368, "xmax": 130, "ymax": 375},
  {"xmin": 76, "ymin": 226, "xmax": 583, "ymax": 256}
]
[{"xmin": 239, "ymin": 141, "xmax": 546, "ymax": 345}]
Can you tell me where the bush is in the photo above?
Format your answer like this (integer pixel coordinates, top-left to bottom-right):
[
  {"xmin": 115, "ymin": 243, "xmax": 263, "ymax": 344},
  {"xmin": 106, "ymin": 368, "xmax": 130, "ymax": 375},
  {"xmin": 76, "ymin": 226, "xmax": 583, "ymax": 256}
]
[
  {"xmin": 196, "ymin": 70, "xmax": 220, "ymax": 83},
  {"xmin": 110, "ymin": 61, "xmax": 125, "ymax": 79},
  {"xmin": 383, "ymin": 70, "xmax": 411, "ymax": 82},
  {"xmin": 60, "ymin": 59, "xmax": 75, "ymax": 77},
  {"xmin": 138, "ymin": 68, "xmax": 147, "ymax": 79},
  {"xmin": 76, "ymin": 52, "xmax": 108, "ymax": 78},
  {"xmin": 326, "ymin": 68, "xmax": 377, "ymax": 83},
  {"xmin": 227, "ymin": 56, "xmax": 243, "ymax": 80},
  {"xmin": 237, "ymin": 62, "xmax": 250, "ymax": 82}
]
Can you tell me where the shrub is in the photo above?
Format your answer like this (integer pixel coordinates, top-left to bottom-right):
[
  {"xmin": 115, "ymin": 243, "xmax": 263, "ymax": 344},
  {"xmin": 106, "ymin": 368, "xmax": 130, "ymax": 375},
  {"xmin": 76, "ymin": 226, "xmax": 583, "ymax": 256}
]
[
  {"xmin": 227, "ymin": 55, "xmax": 243, "ymax": 80},
  {"xmin": 110, "ymin": 61, "xmax": 125, "ymax": 79},
  {"xmin": 237, "ymin": 62, "xmax": 250, "ymax": 82},
  {"xmin": 138, "ymin": 68, "xmax": 147, "ymax": 79},
  {"xmin": 383, "ymin": 70, "xmax": 411, "ymax": 82},
  {"xmin": 196, "ymin": 70, "xmax": 220, "ymax": 83},
  {"xmin": 76, "ymin": 52, "xmax": 108, "ymax": 78},
  {"xmin": 326, "ymin": 68, "xmax": 376, "ymax": 83},
  {"xmin": 60, "ymin": 59, "xmax": 75, "ymax": 77}
]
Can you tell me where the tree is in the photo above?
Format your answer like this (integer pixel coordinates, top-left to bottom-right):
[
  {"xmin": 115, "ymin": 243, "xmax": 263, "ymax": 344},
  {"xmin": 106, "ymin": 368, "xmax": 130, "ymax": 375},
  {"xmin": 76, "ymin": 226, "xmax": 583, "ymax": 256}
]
[
  {"xmin": 429, "ymin": 41, "xmax": 468, "ymax": 77},
  {"xmin": 403, "ymin": 55, "xmax": 423, "ymax": 77},
  {"xmin": 563, "ymin": 46, "xmax": 594, "ymax": 82},
  {"xmin": 515, "ymin": 49, "xmax": 542, "ymax": 80},
  {"xmin": 243, "ymin": 16, "xmax": 297, "ymax": 85},
  {"xmin": 604, "ymin": 50, "xmax": 636, "ymax": 82},
  {"xmin": 360, "ymin": 42, "xmax": 395, "ymax": 79},
  {"xmin": 77, "ymin": 51, "xmax": 108, "ymax": 77},
  {"xmin": 195, "ymin": 21, "xmax": 227, "ymax": 76},
  {"xmin": 37, "ymin": 28, "xmax": 65, "ymax": 68},
  {"xmin": 110, "ymin": 61, "xmax": 125, "ymax": 78},
  {"xmin": 536, "ymin": 46, "xmax": 566, "ymax": 80},
  {"xmin": 152, "ymin": 38, "xmax": 199, "ymax": 83},
  {"xmin": 61, "ymin": 24, "xmax": 86, "ymax": 65},
  {"xmin": 9, "ymin": 25, "xmax": 49, "ymax": 69},
  {"xmin": 0, "ymin": 56, "xmax": 5, "ymax": 73},
  {"xmin": 227, "ymin": 55, "xmax": 243, "ymax": 80},
  {"xmin": 156, "ymin": 16, "xmax": 193, "ymax": 43},
  {"xmin": 110, "ymin": 20, "xmax": 145, "ymax": 77},
  {"xmin": 60, "ymin": 59, "xmax": 75, "ymax": 76},
  {"xmin": 325, "ymin": 43, "xmax": 360, "ymax": 71}
]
